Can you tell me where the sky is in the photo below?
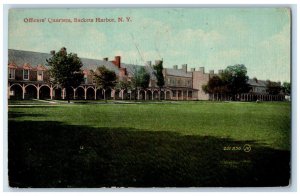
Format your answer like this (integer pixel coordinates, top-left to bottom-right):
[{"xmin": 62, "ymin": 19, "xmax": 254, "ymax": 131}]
[{"xmin": 8, "ymin": 8, "xmax": 291, "ymax": 82}]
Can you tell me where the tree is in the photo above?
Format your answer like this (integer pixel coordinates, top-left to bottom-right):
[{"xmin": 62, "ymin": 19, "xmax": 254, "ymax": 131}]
[
  {"xmin": 221, "ymin": 64, "xmax": 250, "ymax": 97},
  {"xmin": 282, "ymin": 82, "xmax": 291, "ymax": 95},
  {"xmin": 202, "ymin": 75, "xmax": 226, "ymax": 94},
  {"xmin": 132, "ymin": 67, "xmax": 150, "ymax": 90},
  {"xmin": 116, "ymin": 80, "xmax": 132, "ymax": 91},
  {"xmin": 92, "ymin": 66, "xmax": 117, "ymax": 100},
  {"xmin": 47, "ymin": 47, "xmax": 83, "ymax": 103},
  {"xmin": 266, "ymin": 80, "xmax": 282, "ymax": 95},
  {"xmin": 153, "ymin": 60, "xmax": 165, "ymax": 89},
  {"xmin": 131, "ymin": 67, "xmax": 150, "ymax": 99},
  {"xmin": 203, "ymin": 64, "xmax": 250, "ymax": 101}
]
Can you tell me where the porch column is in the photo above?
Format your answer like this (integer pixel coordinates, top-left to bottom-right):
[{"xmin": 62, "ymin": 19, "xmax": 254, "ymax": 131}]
[
  {"xmin": 182, "ymin": 90, "xmax": 184, "ymax": 100},
  {"xmin": 84, "ymin": 87, "xmax": 87, "ymax": 100},
  {"xmin": 73, "ymin": 88, "xmax": 76, "ymax": 99},
  {"xmin": 176, "ymin": 90, "xmax": 179, "ymax": 100},
  {"xmin": 94, "ymin": 88, "xmax": 97, "ymax": 100},
  {"xmin": 121, "ymin": 90, "xmax": 124, "ymax": 100},
  {"xmin": 37, "ymin": 84, "xmax": 40, "ymax": 100},
  {"xmin": 22, "ymin": 84, "xmax": 25, "ymax": 99},
  {"xmin": 103, "ymin": 89, "xmax": 106, "ymax": 100},
  {"xmin": 138, "ymin": 90, "xmax": 140, "ymax": 100},
  {"xmin": 165, "ymin": 91, "xmax": 167, "ymax": 100},
  {"xmin": 7, "ymin": 84, "xmax": 10, "ymax": 100},
  {"xmin": 186, "ymin": 89, "xmax": 188, "ymax": 100},
  {"xmin": 50, "ymin": 85, "xmax": 53, "ymax": 100},
  {"xmin": 62, "ymin": 88, "xmax": 65, "ymax": 99},
  {"xmin": 145, "ymin": 91, "xmax": 147, "ymax": 100},
  {"xmin": 152, "ymin": 91, "xmax": 154, "ymax": 100}
]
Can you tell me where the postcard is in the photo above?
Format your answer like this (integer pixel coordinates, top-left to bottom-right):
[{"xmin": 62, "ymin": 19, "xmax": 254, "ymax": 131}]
[{"xmin": 7, "ymin": 7, "xmax": 291, "ymax": 188}]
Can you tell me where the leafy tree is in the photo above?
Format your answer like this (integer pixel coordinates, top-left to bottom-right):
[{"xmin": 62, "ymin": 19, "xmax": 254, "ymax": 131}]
[
  {"xmin": 116, "ymin": 80, "xmax": 132, "ymax": 90},
  {"xmin": 47, "ymin": 47, "xmax": 83, "ymax": 103},
  {"xmin": 203, "ymin": 64, "xmax": 250, "ymax": 100},
  {"xmin": 153, "ymin": 60, "xmax": 165, "ymax": 89},
  {"xmin": 221, "ymin": 64, "xmax": 250, "ymax": 96},
  {"xmin": 132, "ymin": 67, "xmax": 150, "ymax": 90},
  {"xmin": 92, "ymin": 66, "xmax": 117, "ymax": 100},
  {"xmin": 266, "ymin": 80, "xmax": 282, "ymax": 95},
  {"xmin": 282, "ymin": 82, "xmax": 291, "ymax": 95},
  {"xmin": 202, "ymin": 75, "xmax": 228, "ymax": 94}
]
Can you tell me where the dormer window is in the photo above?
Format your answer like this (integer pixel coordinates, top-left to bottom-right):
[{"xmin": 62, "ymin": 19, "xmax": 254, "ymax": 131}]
[
  {"xmin": 84, "ymin": 75, "xmax": 88, "ymax": 84},
  {"xmin": 8, "ymin": 68, "xmax": 15, "ymax": 79},
  {"xmin": 37, "ymin": 70, "xmax": 43, "ymax": 81},
  {"xmin": 23, "ymin": 69, "xmax": 29, "ymax": 80}
]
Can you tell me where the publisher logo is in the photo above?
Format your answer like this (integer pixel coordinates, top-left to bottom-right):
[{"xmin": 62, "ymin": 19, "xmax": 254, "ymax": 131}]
[{"xmin": 243, "ymin": 144, "xmax": 251, "ymax": 152}]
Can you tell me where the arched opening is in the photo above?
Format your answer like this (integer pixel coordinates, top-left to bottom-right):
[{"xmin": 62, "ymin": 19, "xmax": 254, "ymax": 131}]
[
  {"xmin": 86, "ymin": 87, "xmax": 95, "ymax": 100},
  {"xmin": 153, "ymin": 90, "xmax": 159, "ymax": 100},
  {"xmin": 121, "ymin": 90, "xmax": 126, "ymax": 100},
  {"xmin": 96, "ymin": 89, "xmax": 104, "ymax": 100},
  {"xmin": 76, "ymin": 87, "xmax": 85, "ymax": 100},
  {"xmin": 146, "ymin": 90, "xmax": 152, "ymax": 100},
  {"xmin": 39, "ymin": 85, "xmax": 51, "ymax": 100},
  {"xmin": 65, "ymin": 87, "xmax": 74, "ymax": 100},
  {"xmin": 188, "ymin": 91, "xmax": 193, "ymax": 100},
  {"xmin": 139, "ymin": 90, "xmax": 145, "ymax": 100},
  {"xmin": 10, "ymin": 84, "xmax": 23, "ymax": 100},
  {"xmin": 114, "ymin": 89, "xmax": 121, "ymax": 100},
  {"xmin": 166, "ymin": 91, "xmax": 172, "ymax": 100},
  {"xmin": 25, "ymin": 85, "xmax": 37, "ymax": 99},
  {"xmin": 104, "ymin": 88, "xmax": 112, "ymax": 100},
  {"xmin": 54, "ymin": 88, "xmax": 62, "ymax": 99},
  {"xmin": 178, "ymin": 91, "xmax": 183, "ymax": 100},
  {"xmin": 160, "ymin": 91, "xmax": 165, "ymax": 100},
  {"xmin": 130, "ymin": 90, "xmax": 137, "ymax": 100}
]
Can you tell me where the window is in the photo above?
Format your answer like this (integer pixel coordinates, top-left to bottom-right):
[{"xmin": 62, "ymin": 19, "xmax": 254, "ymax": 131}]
[
  {"xmin": 84, "ymin": 75, "xmax": 88, "ymax": 84},
  {"xmin": 37, "ymin": 71, "xmax": 43, "ymax": 81},
  {"xmin": 23, "ymin": 69, "xmax": 29, "ymax": 80},
  {"xmin": 8, "ymin": 68, "xmax": 15, "ymax": 79}
]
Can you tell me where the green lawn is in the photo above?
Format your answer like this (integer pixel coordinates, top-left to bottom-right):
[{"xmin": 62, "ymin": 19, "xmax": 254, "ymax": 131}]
[{"xmin": 8, "ymin": 101, "xmax": 291, "ymax": 187}]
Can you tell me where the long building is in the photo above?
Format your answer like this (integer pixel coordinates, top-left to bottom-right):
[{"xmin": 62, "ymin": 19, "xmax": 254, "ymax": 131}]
[{"xmin": 7, "ymin": 49, "xmax": 285, "ymax": 101}]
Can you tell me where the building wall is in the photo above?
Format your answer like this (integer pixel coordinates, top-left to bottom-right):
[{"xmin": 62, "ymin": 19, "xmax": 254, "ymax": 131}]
[
  {"xmin": 164, "ymin": 75, "xmax": 192, "ymax": 88},
  {"xmin": 192, "ymin": 71, "xmax": 210, "ymax": 100}
]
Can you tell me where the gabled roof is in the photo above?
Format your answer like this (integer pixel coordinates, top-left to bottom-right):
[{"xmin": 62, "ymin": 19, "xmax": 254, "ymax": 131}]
[
  {"xmin": 248, "ymin": 79, "xmax": 268, "ymax": 87},
  {"xmin": 8, "ymin": 49, "xmax": 120, "ymax": 74},
  {"xmin": 121, "ymin": 63, "xmax": 156, "ymax": 80}
]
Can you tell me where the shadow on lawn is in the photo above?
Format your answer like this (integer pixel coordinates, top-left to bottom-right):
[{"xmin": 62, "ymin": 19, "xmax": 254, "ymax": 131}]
[{"xmin": 8, "ymin": 119, "xmax": 290, "ymax": 188}]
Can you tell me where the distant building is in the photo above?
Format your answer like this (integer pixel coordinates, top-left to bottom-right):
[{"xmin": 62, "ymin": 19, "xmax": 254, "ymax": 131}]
[{"xmin": 7, "ymin": 49, "xmax": 285, "ymax": 101}]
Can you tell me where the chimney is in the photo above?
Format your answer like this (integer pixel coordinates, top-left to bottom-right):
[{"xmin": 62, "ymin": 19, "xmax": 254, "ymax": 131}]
[
  {"xmin": 103, "ymin": 57, "xmax": 108, "ymax": 61},
  {"xmin": 190, "ymin": 68, "xmax": 195, "ymax": 72},
  {"xmin": 173, "ymin": 65, "xmax": 178, "ymax": 69},
  {"xmin": 218, "ymin": 69, "xmax": 224, "ymax": 74},
  {"xmin": 209, "ymin": 70, "xmax": 214, "ymax": 74},
  {"xmin": 182, "ymin": 64, "xmax": 187, "ymax": 72},
  {"xmin": 199, "ymin": 67, "xmax": 204, "ymax": 73},
  {"xmin": 111, "ymin": 56, "xmax": 121, "ymax": 68}
]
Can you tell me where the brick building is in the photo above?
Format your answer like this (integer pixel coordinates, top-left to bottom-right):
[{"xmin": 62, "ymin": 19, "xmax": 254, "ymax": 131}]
[{"xmin": 7, "ymin": 49, "xmax": 285, "ymax": 101}]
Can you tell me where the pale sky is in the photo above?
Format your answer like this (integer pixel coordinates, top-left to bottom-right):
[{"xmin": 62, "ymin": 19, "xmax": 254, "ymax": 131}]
[{"xmin": 8, "ymin": 8, "xmax": 291, "ymax": 82}]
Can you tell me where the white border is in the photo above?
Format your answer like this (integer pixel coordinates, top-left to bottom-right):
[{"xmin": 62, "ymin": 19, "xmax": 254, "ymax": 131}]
[{"xmin": 1, "ymin": 1, "xmax": 298, "ymax": 194}]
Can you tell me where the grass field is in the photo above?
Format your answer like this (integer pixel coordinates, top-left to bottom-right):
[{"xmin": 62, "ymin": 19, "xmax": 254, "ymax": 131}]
[{"xmin": 8, "ymin": 101, "xmax": 291, "ymax": 187}]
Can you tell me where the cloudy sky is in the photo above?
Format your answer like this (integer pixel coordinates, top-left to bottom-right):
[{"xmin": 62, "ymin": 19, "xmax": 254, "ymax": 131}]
[{"xmin": 8, "ymin": 8, "xmax": 290, "ymax": 82}]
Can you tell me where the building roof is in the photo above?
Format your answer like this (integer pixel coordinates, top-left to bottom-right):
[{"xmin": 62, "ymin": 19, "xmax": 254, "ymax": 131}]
[
  {"xmin": 120, "ymin": 63, "xmax": 156, "ymax": 79},
  {"xmin": 8, "ymin": 49, "xmax": 120, "ymax": 74},
  {"xmin": 248, "ymin": 79, "xmax": 268, "ymax": 87},
  {"xmin": 165, "ymin": 68, "xmax": 192, "ymax": 78}
]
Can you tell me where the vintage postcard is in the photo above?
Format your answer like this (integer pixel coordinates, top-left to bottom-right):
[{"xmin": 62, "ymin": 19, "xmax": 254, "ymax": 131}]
[{"xmin": 7, "ymin": 7, "xmax": 291, "ymax": 188}]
